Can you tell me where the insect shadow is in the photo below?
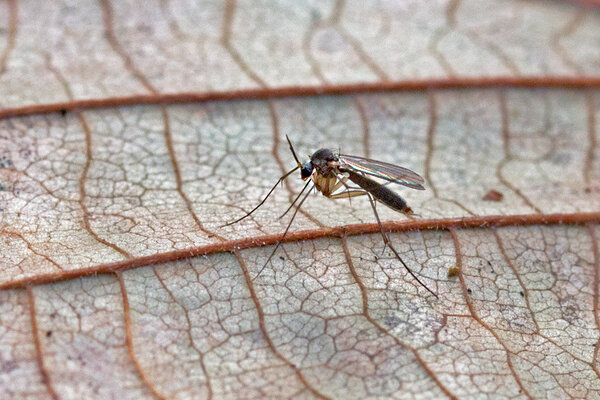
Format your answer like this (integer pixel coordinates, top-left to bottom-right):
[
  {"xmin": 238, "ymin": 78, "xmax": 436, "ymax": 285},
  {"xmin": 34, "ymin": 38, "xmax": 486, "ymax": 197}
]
[{"xmin": 224, "ymin": 136, "xmax": 437, "ymax": 298}]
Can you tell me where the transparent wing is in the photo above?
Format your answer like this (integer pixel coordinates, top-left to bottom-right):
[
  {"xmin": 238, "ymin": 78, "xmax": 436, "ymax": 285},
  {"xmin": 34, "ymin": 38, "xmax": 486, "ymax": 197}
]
[{"xmin": 338, "ymin": 154, "xmax": 425, "ymax": 190}]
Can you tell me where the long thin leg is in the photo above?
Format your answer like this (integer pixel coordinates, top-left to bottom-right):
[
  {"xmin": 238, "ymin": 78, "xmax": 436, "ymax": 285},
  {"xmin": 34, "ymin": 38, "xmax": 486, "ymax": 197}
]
[
  {"xmin": 370, "ymin": 197, "xmax": 388, "ymax": 256},
  {"xmin": 332, "ymin": 175, "xmax": 367, "ymax": 206},
  {"xmin": 255, "ymin": 184, "xmax": 313, "ymax": 280},
  {"xmin": 279, "ymin": 179, "xmax": 312, "ymax": 220},
  {"xmin": 221, "ymin": 166, "xmax": 299, "ymax": 227},
  {"xmin": 327, "ymin": 190, "xmax": 367, "ymax": 200},
  {"xmin": 365, "ymin": 193, "xmax": 438, "ymax": 298}
]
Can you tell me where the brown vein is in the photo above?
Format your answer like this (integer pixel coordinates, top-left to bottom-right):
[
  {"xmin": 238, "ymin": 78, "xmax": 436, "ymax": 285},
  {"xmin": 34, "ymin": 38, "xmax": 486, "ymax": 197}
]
[
  {"xmin": 585, "ymin": 90, "xmax": 597, "ymax": 188},
  {"xmin": 424, "ymin": 91, "xmax": 477, "ymax": 215},
  {"xmin": 449, "ymin": 229, "xmax": 533, "ymax": 398},
  {"xmin": 303, "ymin": 0, "xmax": 383, "ymax": 84},
  {"xmin": 152, "ymin": 266, "xmax": 213, "ymax": 400},
  {"xmin": 43, "ymin": 50, "xmax": 132, "ymax": 259},
  {"xmin": 1, "ymin": 77, "xmax": 600, "ymax": 120},
  {"xmin": 99, "ymin": 0, "xmax": 157, "ymax": 94},
  {"xmin": 429, "ymin": 0, "xmax": 459, "ymax": 77},
  {"xmin": 233, "ymin": 251, "xmax": 331, "ymax": 400},
  {"xmin": 43, "ymin": 51, "xmax": 73, "ymax": 102},
  {"xmin": 430, "ymin": 28, "xmax": 456, "ymax": 78},
  {"xmin": 497, "ymin": 91, "xmax": 544, "ymax": 214},
  {"xmin": 302, "ymin": 12, "xmax": 328, "ymax": 84},
  {"xmin": 161, "ymin": 107, "xmax": 224, "ymax": 241},
  {"xmin": 353, "ymin": 96, "xmax": 370, "ymax": 157},
  {"xmin": 78, "ymin": 112, "xmax": 132, "ymax": 259},
  {"xmin": 552, "ymin": 10, "xmax": 585, "ymax": 75},
  {"xmin": 465, "ymin": 32, "xmax": 521, "ymax": 76},
  {"xmin": 566, "ymin": 0, "xmax": 600, "ymax": 8},
  {"xmin": 1, "ymin": 212, "xmax": 598, "ymax": 290},
  {"xmin": 340, "ymin": 236, "xmax": 456, "ymax": 399},
  {"xmin": 425, "ymin": 91, "xmax": 439, "ymax": 198},
  {"xmin": 333, "ymin": 0, "xmax": 389, "ymax": 81},
  {"xmin": 26, "ymin": 286, "xmax": 59, "ymax": 400},
  {"xmin": 0, "ymin": 0, "xmax": 17, "ymax": 75},
  {"xmin": 3, "ymin": 230, "xmax": 64, "ymax": 271},
  {"xmin": 589, "ymin": 224, "xmax": 600, "ymax": 369},
  {"xmin": 496, "ymin": 228, "xmax": 600, "ymax": 379},
  {"xmin": 268, "ymin": 100, "xmax": 324, "ymax": 227},
  {"xmin": 221, "ymin": 0, "xmax": 267, "ymax": 87},
  {"xmin": 116, "ymin": 271, "xmax": 166, "ymax": 400},
  {"xmin": 446, "ymin": 0, "xmax": 460, "ymax": 26},
  {"xmin": 493, "ymin": 231, "xmax": 539, "ymax": 332}
]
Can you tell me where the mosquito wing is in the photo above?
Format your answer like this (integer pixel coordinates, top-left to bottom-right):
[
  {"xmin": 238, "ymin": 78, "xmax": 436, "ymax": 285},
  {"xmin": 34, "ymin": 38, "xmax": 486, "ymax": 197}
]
[{"xmin": 338, "ymin": 154, "xmax": 425, "ymax": 190}]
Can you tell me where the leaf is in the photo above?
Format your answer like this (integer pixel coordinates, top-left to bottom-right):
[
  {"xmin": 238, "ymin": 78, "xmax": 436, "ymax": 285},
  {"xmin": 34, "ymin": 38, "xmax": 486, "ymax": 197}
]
[{"xmin": 0, "ymin": 0, "xmax": 599, "ymax": 399}]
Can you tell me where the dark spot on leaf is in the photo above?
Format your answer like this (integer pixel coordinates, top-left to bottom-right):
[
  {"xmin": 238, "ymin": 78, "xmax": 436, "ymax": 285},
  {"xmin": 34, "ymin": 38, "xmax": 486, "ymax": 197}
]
[
  {"xmin": 46, "ymin": 330, "xmax": 52, "ymax": 338},
  {"xmin": 467, "ymin": 288, "xmax": 472, "ymax": 294},
  {"xmin": 279, "ymin": 256, "xmax": 284, "ymax": 261},
  {"xmin": 60, "ymin": 108, "xmax": 67, "ymax": 117},
  {"xmin": 447, "ymin": 266, "xmax": 459, "ymax": 277},
  {"xmin": 483, "ymin": 189, "xmax": 503, "ymax": 201},
  {"xmin": 519, "ymin": 291, "xmax": 525, "ymax": 297}
]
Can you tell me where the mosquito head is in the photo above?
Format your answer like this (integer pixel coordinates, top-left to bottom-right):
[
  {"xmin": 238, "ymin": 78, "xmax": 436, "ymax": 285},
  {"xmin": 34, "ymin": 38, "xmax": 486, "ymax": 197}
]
[{"xmin": 300, "ymin": 161, "xmax": 313, "ymax": 180}]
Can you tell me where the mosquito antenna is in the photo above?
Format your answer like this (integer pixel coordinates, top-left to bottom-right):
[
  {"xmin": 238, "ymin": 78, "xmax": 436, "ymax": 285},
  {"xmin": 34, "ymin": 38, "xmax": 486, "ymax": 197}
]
[
  {"xmin": 254, "ymin": 183, "xmax": 313, "ymax": 280},
  {"xmin": 221, "ymin": 166, "xmax": 299, "ymax": 227},
  {"xmin": 365, "ymin": 193, "xmax": 438, "ymax": 298},
  {"xmin": 279, "ymin": 179, "xmax": 311, "ymax": 220},
  {"xmin": 286, "ymin": 135, "xmax": 302, "ymax": 168}
]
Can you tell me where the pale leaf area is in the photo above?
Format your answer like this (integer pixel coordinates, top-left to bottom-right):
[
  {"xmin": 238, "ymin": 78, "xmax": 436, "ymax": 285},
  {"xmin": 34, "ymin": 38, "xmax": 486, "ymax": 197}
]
[{"xmin": 0, "ymin": 1, "xmax": 600, "ymax": 399}]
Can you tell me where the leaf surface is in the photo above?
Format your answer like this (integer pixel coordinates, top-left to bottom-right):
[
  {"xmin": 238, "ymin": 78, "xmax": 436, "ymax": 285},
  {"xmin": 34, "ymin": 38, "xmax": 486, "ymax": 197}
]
[{"xmin": 1, "ymin": 1, "xmax": 600, "ymax": 399}]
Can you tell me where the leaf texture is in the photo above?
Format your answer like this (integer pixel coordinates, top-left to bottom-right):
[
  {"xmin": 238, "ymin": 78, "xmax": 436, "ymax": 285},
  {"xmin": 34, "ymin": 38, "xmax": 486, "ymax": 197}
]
[{"xmin": 1, "ymin": 0, "xmax": 600, "ymax": 399}]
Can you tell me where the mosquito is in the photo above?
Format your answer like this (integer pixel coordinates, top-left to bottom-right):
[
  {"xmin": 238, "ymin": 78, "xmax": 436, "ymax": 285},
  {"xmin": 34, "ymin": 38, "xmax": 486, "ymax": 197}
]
[{"xmin": 224, "ymin": 136, "xmax": 436, "ymax": 297}]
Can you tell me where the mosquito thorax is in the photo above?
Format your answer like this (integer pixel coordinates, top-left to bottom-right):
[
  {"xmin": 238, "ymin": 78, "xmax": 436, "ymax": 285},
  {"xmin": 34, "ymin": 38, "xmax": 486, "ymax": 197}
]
[
  {"xmin": 309, "ymin": 148, "xmax": 338, "ymax": 175},
  {"xmin": 310, "ymin": 148, "xmax": 336, "ymax": 164}
]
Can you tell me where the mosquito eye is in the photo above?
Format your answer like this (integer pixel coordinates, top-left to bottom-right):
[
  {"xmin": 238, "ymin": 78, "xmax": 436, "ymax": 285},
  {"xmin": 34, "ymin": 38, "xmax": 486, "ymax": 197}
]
[{"xmin": 300, "ymin": 162, "xmax": 313, "ymax": 179}]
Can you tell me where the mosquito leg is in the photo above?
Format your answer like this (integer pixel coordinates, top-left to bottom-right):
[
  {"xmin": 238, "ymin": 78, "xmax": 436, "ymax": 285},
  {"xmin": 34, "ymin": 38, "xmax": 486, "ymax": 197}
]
[
  {"xmin": 365, "ymin": 193, "xmax": 438, "ymax": 298},
  {"xmin": 221, "ymin": 166, "xmax": 299, "ymax": 227},
  {"xmin": 279, "ymin": 178, "xmax": 312, "ymax": 219},
  {"xmin": 338, "ymin": 174, "xmax": 389, "ymax": 253},
  {"xmin": 255, "ymin": 184, "xmax": 313, "ymax": 280},
  {"xmin": 333, "ymin": 175, "xmax": 362, "ymax": 206},
  {"xmin": 370, "ymin": 199, "xmax": 388, "ymax": 256},
  {"xmin": 327, "ymin": 190, "xmax": 367, "ymax": 200},
  {"xmin": 328, "ymin": 175, "xmax": 349, "ymax": 194}
]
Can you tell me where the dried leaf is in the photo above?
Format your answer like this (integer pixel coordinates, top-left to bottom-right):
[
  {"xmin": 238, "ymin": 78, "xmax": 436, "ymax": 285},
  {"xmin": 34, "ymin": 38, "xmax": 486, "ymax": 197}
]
[{"xmin": 1, "ymin": 1, "xmax": 600, "ymax": 399}]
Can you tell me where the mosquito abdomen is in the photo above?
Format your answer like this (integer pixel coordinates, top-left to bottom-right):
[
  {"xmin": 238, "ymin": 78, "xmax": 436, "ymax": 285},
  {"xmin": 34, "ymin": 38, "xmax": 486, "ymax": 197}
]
[{"xmin": 348, "ymin": 173, "xmax": 413, "ymax": 214}]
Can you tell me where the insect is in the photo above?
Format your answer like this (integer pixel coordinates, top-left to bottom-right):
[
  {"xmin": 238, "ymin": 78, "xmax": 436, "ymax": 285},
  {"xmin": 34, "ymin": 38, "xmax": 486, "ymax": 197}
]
[{"xmin": 225, "ymin": 136, "xmax": 436, "ymax": 297}]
